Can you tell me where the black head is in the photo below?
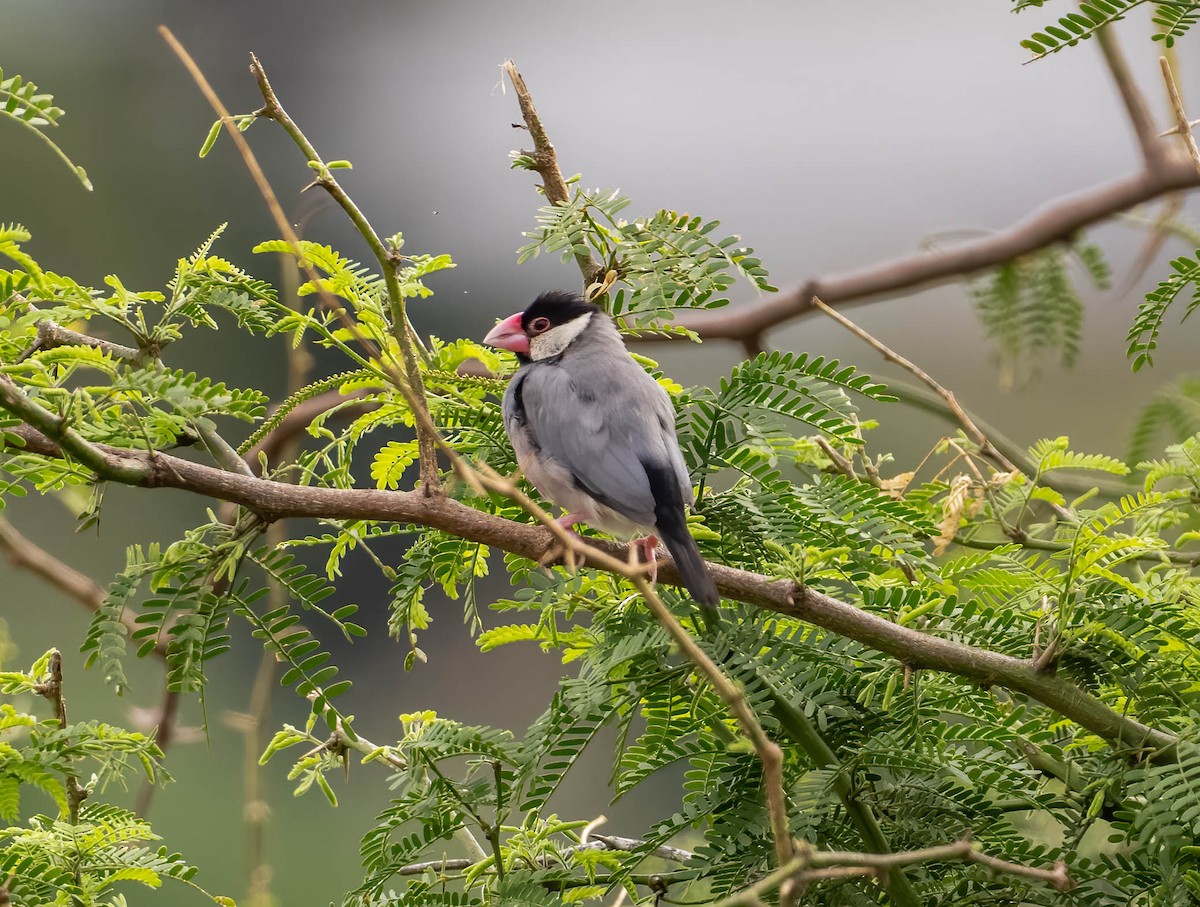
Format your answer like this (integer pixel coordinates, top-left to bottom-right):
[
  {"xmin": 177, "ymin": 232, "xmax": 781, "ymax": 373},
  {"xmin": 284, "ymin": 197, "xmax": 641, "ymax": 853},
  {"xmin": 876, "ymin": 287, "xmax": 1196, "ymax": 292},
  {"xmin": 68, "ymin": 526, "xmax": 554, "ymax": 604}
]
[{"xmin": 520, "ymin": 290, "xmax": 597, "ymax": 336}]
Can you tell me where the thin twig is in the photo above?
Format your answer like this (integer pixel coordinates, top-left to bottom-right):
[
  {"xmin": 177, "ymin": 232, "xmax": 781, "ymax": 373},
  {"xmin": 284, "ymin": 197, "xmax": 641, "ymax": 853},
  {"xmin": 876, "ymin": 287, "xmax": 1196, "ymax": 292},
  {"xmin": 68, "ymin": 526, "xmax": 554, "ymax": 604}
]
[
  {"xmin": 812, "ymin": 296, "xmax": 1018, "ymax": 475},
  {"xmin": 240, "ymin": 528, "xmax": 284, "ymax": 905},
  {"xmin": 888, "ymin": 377, "xmax": 1133, "ymax": 498},
  {"xmin": 391, "ymin": 836, "xmax": 695, "ymax": 877},
  {"xmin": 337, "ymin": 727, "xmax": 489, "ymax": 861},
  {"xmin": 157, "ymin": 28, "xmax": 432, "ymax": 495},
  {"xmin": 761, "ymin": 691, "xmax": 920, "ymax": 907},
  {"xmin": 956, "ymin": 529, "xmax": 1200, "ymax": 568},
  {"xmin": 134, "ymin": 687, "xmax": 181, "ymax": 816},
  {"xmin": 813, "ymin": 435, "xmax": 863, "ymax": 484},
  {"xmin": 1159, "ymin": 55, "xmax": 1200, "ymax": 171},
  {"xmin": 633, "ymin": 580, "xmax": 793, "ymax": 874},
  {"xmin": 503, "ymin": 60, "xmax": 604, "ymax": 288},
  {"xmin": 1114, "ymin": 193, "xmax": 1186, "ymax": 298},
  {"xmin": 195, "ymin": 420, "xmax": 255, "ymax": 477},
  {"xmin": 1097, "ymin": 26, "xmax": 1164, "ymax": 166},
  {"xmin": 247, "ymin": 53, "xmax": 441, "ymax": 494},
  {"xmin": 17, "ymin": 319, "xmax": 143, "ymax": 364}
]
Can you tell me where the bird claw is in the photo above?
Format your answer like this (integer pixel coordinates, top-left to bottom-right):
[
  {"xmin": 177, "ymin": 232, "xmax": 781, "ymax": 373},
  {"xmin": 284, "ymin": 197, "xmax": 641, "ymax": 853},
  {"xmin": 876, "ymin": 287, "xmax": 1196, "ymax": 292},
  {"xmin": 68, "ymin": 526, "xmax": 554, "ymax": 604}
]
[
  {"xmin": 540, "ymin": 513, "xmax": 585, "ymax": 571},
  {"xmin": 630, "ymin": 536, "xmax": 660, "ymax": 586}
]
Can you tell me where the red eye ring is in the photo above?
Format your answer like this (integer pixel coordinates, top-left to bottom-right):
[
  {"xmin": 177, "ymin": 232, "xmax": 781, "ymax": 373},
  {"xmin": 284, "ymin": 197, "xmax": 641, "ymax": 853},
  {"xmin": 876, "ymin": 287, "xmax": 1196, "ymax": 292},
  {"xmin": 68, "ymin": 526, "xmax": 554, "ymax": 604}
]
[{"xmin": 529, "ymin": 316, "xmax": 552, "ymax": 334}]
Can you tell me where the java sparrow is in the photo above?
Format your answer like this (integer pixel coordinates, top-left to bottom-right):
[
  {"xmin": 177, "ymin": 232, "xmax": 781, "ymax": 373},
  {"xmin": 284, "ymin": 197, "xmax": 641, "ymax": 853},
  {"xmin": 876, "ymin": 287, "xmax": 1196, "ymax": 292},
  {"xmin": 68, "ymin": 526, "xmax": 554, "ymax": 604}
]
[{"xmin": 483, "ymin": 290, "xmax": 719, "ymax": 617}]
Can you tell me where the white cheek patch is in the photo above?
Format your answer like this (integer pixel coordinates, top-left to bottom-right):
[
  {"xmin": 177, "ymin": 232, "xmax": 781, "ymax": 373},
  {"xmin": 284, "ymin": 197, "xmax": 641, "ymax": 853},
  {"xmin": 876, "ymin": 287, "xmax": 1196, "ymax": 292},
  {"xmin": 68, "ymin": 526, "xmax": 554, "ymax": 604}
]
[{"xmin": 528, "ymin": 311, "xmax": 593, "ymax": 361}]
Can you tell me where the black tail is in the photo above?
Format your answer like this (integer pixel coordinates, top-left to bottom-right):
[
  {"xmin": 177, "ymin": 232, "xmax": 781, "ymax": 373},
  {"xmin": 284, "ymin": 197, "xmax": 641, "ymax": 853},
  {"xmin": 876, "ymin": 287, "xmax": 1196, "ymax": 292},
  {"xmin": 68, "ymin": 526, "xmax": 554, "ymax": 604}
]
[
  {"xmin": 661, "ymin": 524, "xmax": 720, "ymax": 622},
  {"xmin": 644, "ymin": 461, "xmax": 720, "ymax": 623}
]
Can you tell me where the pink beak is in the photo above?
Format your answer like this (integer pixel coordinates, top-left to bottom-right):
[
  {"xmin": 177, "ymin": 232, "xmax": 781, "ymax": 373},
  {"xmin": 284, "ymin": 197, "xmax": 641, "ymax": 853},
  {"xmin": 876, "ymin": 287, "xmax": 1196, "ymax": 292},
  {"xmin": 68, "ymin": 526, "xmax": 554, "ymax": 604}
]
[{"xmin": 483, "ymin": 312, "xmax": 530, "ymax": 355}]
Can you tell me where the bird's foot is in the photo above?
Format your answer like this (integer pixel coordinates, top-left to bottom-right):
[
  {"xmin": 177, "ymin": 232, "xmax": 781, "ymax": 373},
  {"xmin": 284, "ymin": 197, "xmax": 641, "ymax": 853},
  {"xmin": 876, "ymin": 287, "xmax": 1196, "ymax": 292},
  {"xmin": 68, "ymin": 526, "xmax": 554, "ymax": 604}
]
[
  {"xmin": 556, "ymin": 513, "xmax": 584, "ymax": 532},
  {"xmin": 630, "ymin": 535, "xmax": 660, "ymax": 586},
  {"xmin": 540, "ymin": 513, "xmax": 587, "ymax": 569}
]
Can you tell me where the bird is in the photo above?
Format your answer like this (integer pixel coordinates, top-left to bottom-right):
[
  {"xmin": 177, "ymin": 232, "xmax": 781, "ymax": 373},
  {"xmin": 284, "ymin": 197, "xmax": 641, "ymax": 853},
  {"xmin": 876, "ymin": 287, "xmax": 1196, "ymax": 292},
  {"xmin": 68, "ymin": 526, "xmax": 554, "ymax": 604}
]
[{"xmin": 483, "ymin": 290, "xmax": 719, "ymax": 619}]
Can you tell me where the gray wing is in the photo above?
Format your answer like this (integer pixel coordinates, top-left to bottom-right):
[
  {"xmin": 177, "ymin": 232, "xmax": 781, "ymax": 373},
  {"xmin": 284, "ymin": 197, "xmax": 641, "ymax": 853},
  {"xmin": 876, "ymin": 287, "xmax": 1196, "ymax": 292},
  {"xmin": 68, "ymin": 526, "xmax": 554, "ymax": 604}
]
[{"xmin": 512, "ymin": 358, "xmax": 691, "ymax": 526}]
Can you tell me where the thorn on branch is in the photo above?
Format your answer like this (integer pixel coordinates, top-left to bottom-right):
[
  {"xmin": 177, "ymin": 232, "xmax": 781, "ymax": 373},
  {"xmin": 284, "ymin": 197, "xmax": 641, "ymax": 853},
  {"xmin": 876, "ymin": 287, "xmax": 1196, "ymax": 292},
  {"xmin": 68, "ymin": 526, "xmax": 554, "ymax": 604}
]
[{"xmin": 1159, "ymin": 55, "xmax": 1200, "ymax": 172}]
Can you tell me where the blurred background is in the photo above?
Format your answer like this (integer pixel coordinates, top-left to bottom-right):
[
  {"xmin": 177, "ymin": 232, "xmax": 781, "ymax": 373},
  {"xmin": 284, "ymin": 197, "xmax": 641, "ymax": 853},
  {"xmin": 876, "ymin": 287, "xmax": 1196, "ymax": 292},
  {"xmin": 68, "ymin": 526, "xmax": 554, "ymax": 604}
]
[{"xmin": 2, "ymin": 1, "xmax": 1197, "ymax": 904}]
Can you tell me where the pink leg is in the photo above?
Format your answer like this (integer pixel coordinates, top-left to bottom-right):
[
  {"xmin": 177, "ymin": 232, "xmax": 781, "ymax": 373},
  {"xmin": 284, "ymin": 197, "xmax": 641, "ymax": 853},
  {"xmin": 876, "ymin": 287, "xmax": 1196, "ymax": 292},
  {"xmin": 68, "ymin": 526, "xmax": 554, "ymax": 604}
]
[
  {"xmin": 541, "ymin": 513, "xmax": 586, "ymax": 569},
  {"xmin": 632, "ymin": 535, "xmax": 660, "ymax": 585},
  {"xmin": 556, "ymin": 513, "xmax": 585, "ymax": 533}
]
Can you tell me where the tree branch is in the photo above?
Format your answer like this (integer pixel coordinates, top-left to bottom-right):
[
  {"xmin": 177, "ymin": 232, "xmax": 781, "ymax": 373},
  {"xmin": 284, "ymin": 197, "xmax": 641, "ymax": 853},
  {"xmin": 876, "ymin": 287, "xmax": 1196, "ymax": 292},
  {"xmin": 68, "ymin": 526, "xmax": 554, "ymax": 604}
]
[
  {"xmin": 34, "ymin": 650, "xmax": 88, "ymax": 823},
  {"xmin": 17, "ymin": 319, "xmax": 143, "ymax": 365},
  {"xmin": 639, "ymin": 159, "xmax": 1200, "ymax": 346},
  {"xmin": 0, "ymin": 515, "xmax": 172, "ymax": 655},
  {"xmin": 503, "ymin": 60, "xmax": 604, "ymax": 289},
  {"xmin": 710, "ymin": 837, "xmax": 1070, "ymax": 907},
  {"xmin": 813, "ymin": 296, "xmax": 1019, "ymax": 475},
  {"xmin": 16, "ymin": 314, "xmax": 251, "ymax": 477},
  {"xmin": 0, "ymin": 516, "xmax": 102, "ymax": 608},
  {"xmin": 0, "ymin": 421, "xmax": 1176, "ymax": 761},
  {"xmin": 1159, "ymin": 55, "xmax": 1200, "ymax": 170},
  {"xmin": 631, "ymin": 30, "xmax": 1195, "ymax": 348},
  {"xmin": 0, "ymin": 373, "xmax": 149, "ymax": 484},
  {"xmin": 247, "ymin": 52, "xmax": 441, "ymax": 494}
]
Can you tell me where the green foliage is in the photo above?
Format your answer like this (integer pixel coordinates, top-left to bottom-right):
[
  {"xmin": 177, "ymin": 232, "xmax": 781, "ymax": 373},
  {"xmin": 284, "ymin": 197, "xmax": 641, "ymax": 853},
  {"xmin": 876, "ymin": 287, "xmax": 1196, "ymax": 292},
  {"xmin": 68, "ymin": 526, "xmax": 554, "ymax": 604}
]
[
  {"xmin": 1016, "ymin": 0, "xmax": 1200, "ymax": 57},
  {"xmin": 969, "ymin": 239, "xmax": 1108, "ymax": 387},
  {"xmin": 1128, "ymin": 373, "xmax": 1200, "ymax": 464},
  {"xmin": 678, "ymin": 350, "xmax": 894, "ymax": 477},
  {"xmin": 0, "ymin": 66, "xmax": 91, "ymax": 189},
  {"xmin": 1153, "ymin": 2, "xmax": 1200, "ymax": 45},
  {"xmin": 9, "ymin": 62, "xmax": 1200, "ymax": 907},
  {"xmin": 0, "ymin": 651, "xmax": 227, "ymax": 906},
  {"xmin": 1127, "ymin": 248, "xmax": 1200, "ymax": 370},
  {"xmin": 80, "ymin": 544, "xmax": 161, "ymax": 696},
  {"xmin": 514, "ymin": 186, "xmax": 775, "ymax": 330}
]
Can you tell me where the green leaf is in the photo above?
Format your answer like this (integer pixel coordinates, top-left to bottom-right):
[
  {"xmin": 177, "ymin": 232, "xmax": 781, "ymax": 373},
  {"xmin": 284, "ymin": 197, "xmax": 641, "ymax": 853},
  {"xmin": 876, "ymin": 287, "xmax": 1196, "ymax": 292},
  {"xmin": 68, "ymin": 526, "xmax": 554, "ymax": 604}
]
[{"xmin": 0, "ymin": 68, "xmax": 91, "ymax": 189}]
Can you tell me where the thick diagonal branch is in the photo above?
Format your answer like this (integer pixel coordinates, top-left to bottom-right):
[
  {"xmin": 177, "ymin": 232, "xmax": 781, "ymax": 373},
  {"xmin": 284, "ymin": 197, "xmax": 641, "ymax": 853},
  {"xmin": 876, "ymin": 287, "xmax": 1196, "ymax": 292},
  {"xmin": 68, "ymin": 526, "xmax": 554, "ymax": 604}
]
[
  {"xmin": 0, "ymin": 418, "xmax": 1176, "ymax": 761},
  {"xmin": 632, "ymin": 30, "xmax": 1196, "ymax": 347},
  {"xmin": 641, "ymin": 158, "xmax": 1200, "ymax": 346}
]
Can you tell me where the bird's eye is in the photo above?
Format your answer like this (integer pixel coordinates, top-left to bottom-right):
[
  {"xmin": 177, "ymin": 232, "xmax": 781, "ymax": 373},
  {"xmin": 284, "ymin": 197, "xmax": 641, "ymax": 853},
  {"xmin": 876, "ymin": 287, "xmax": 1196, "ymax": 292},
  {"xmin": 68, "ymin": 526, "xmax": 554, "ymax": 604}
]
[{"xmin": 529, "ymin": 316, "xmax": 552, "ymax": 334}]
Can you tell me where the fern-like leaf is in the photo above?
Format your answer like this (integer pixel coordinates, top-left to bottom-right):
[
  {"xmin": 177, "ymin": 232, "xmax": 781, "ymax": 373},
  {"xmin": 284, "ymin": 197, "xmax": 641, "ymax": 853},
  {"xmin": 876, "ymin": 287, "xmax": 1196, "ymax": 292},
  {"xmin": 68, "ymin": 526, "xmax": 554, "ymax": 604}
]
[
  {"xmin": 1127, "ymin": 249, "xmax": 1200, "ymax": 370},
  {"xmin": 0, "ymin": 67, "xmax": 91, "ymax": 189}
]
